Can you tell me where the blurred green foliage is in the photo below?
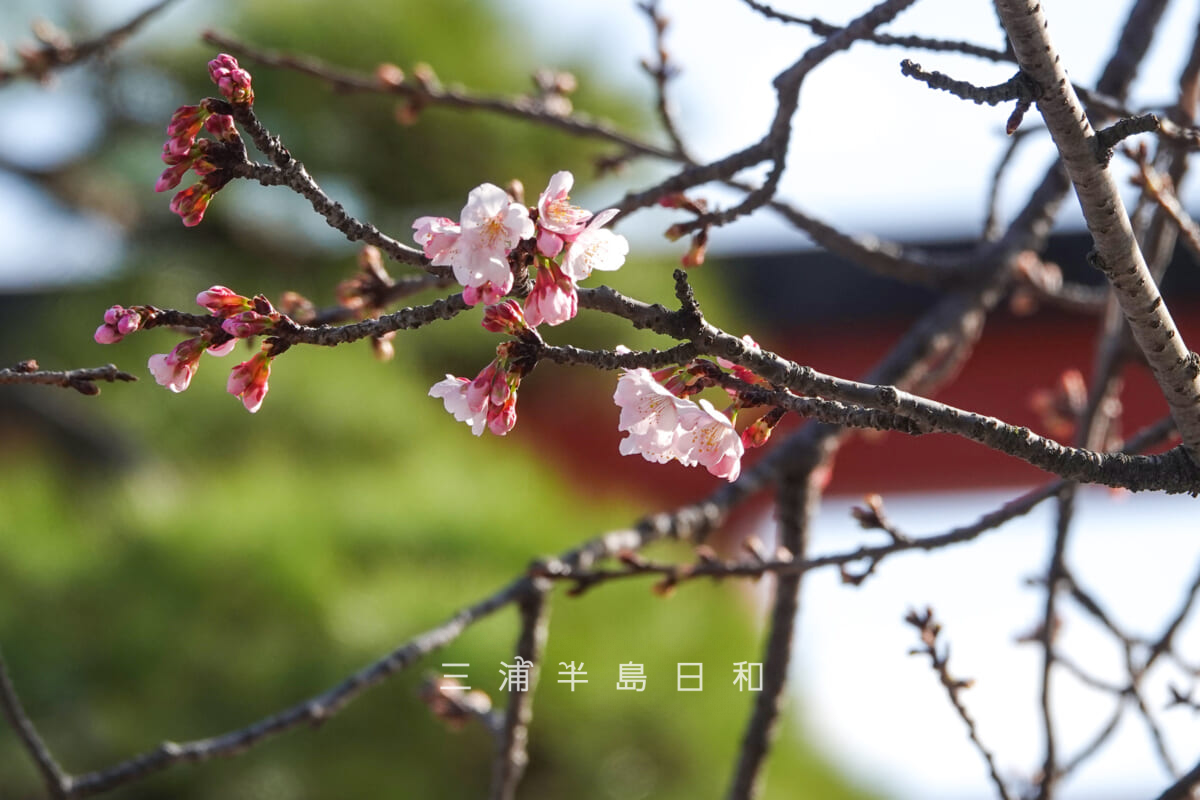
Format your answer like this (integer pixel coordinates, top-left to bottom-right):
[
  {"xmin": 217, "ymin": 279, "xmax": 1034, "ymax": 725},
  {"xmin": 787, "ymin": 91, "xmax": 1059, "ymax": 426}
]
[{"xmin": 0, "ymin": 1, "xmax": 873, "ymax": 798}]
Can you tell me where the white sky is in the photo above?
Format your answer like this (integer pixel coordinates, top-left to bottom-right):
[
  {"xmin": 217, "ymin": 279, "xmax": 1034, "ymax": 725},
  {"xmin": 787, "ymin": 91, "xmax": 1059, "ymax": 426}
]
[
  {"xmin": 517, "ymin": 0, "xmax": 1200, "ymax": 252},
  {"xmin": 786, "ymin": 487, "xmax": 1200, "ymax": 800}
]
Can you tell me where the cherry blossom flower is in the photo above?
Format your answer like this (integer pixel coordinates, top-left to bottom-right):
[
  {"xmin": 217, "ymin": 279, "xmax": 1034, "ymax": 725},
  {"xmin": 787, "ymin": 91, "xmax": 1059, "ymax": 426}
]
[
  {"xmin": 561, "ymin": 209, "xmax": 628, "ymax": 281},
  {"xmin": 524, "ymin": 261, "xmax": 577, "ymax": 327},
  {"xmin": 429, "ymin": 375, "xmax": 487, "ymax": 436},
  {"xmin": 431, "ymin": 355, "xmax": 524, "ymax": 437},
  {"xmin": 613, "ymin": 368, "xmax": 692, "ymax": 463},
  {"xmin": 614, "ymin": 367, "xmax": 744, "ymax": 481},
  {"xmin": 536, "ymin": 170, "xmax": 590, "ymax": 257},
  {"xmin": 675, "ymin": 399, "xmax": 743, "ymax": 481},
  {"xmin": 412, "ymin": 216, "xmax": 461, "ymax": 264},
  {"xmin": 227, "ymin": 349, "xmax": 272, "ymax": 413},
  {"xmin": 94, "ymin": 305, "xmax": 142, "ymax": 344},
  {"xmin": 460, "ymin": 183, "xmax": 534, "ymax": 253},
  {"xmin": 446, "ymin": 183, "xmax": 534, "ymax": 300},
  {"xmin": 206, "ymin": 338, "xmax": 238, "ymax": 357},
  {"xmin": 148, "ymin": 338, "xmax": 206, "ymax": 393}
]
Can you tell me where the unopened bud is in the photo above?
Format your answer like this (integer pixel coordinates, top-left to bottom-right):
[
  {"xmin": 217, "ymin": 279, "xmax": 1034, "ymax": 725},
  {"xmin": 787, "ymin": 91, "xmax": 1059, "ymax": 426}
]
[
  {"xmin": 375, "ymin": 62, "xmax": 405, "ymax": 89},
  {"xmin": 371, "ymin": 332, "xmax": 396, "ymax": 362}
]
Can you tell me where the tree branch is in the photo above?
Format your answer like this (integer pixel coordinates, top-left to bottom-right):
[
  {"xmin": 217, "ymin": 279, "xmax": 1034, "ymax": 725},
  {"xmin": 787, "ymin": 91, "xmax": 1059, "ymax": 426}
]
[{"xmin": 994, "ymin": 0, "xmax": 1200, "ymax": 464}]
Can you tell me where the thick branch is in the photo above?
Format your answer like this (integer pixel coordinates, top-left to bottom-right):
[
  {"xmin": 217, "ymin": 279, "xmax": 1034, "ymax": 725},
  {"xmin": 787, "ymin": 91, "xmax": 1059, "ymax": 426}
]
[{"xmin": 994, "ymin": 0, "xmax": 1200, "ymax": 464}]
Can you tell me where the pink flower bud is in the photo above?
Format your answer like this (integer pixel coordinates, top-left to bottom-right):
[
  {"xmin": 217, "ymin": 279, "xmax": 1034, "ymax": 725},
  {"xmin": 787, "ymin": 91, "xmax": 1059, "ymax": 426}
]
[
  {"xmin": 166, "ymin": 104, "xmax": 208, "ymax": 140},
  {"xmin": 169, "ymin": 184, "xmax": 214, "ymax": 227},
  {"xmin": 481, "ymin": 300, "xmax": 529, "ymax": 335},
  {"xmin": 155, "ymin": 162, "xmax": 191, "ymax": 193},
  {"xmin": 221, "ymin": 311, "xmax": 276, "ymax": 338},
  {"xmin": 523, "ymin": 261, "xmax": 577, "ymax": 327},
  {"xmin": 208, "ymin": 54, "xmax": 254, "ymax": 105},
  {"xmin": 204, "ymin": 113, "xmax": 238, "ymax": 142},
  {"xmin": 487, "ymin": 391, "xmax": 518, "ymax": 436},
  {"xmin": 147, "ymin": 337, "xmax": 205, "ymax": 393},
  {"xmin": 227, "ymin": 349, "xmax": 272, "ymax": 412},
  {"xmin": 161, "ymin": 137, "xmax": 195, "ymax": 166},
  {"xmin": 196, "ymin": 285, "xmax": 251, "ymax": 316},
  {"xmin": 462, "ymin": 278, "xmax": 512, "ymax": 307},
  {"xmin": 94, "ymin": 305, "xmax": 142, "ymax": 344}
]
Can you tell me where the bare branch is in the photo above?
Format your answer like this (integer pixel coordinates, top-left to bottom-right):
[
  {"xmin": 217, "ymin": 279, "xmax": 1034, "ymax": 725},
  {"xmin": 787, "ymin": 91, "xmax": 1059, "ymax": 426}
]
[
  {"xmin": 995, "ymin": 0, "xmax": 1200, "ymax": 464},
  {"xmin": 0, "ymin": 361, "xmax": 137, "ymax": 396},
  {"xmin": 489, "ymin": 582, "xmax": 550, "ymax": 800},
  {"xmin": 0, "ymin": 0, "xmax": 181, "ymax": 85},
  {"xmin": 0, "ymin": 649, "xmax": 69, "ymax": 799},
  {"xmin": 906, "ymin": 608, "xmax": 1013, "ymax": 800}
]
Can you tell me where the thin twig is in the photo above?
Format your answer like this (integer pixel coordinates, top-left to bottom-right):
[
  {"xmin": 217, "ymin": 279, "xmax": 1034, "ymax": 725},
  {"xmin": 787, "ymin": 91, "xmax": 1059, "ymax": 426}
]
[
  {"xmin": 906, "ymin": 608, "xmax": 1014, "ymax": 800},
  {"xmin": 0, "ymin": 649, "xmax": 69, "ymax": 798},
  {"xmin": 489, "ymin": 582, "xmax": 549, "ymax": 800},
  {"xmin": 0, "ymin": 361, "xmax": 137, "ymax": 396},
  {"xmin": 202, "ymin": 30, "xmax": 676, "ymax": 162},
  {"xmin": 737, "ymin": 0, "xmax": 1012, "ymax": 61},
  {"xmin": 0, "ymin": 0, "xmax": 181, "ymax": 84}
]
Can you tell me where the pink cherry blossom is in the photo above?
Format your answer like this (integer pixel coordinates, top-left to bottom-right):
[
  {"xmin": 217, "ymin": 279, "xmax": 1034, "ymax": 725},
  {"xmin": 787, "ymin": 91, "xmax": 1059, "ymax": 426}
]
[
  {"xmin": 148, "ymin": 338, "xmax": 206, "ymax": 393},
  {"xmin": 412, "ymin": 216, "xmax": 462, "ymax": 264},
  {"xmin": 561, "ymin": 209, "xmax": 628, "ymax": 281},
  {"xmin": 206, "ymin": 338, "xmax": 238, "ymax": 357},
  {"xmin": 536, "ymin": 170, "xmax": 591, "ymax": 257},
  {"xmin": 460, "ymin": 183, "xmax": 534, "ymax": 252},
  {"xmin": 675, "ymin": 399, "xmax": 743, "ymax": 481},
  {"xmin": 537, "ymin": 172, "xmax": 591, "ymax": 235},
  {"xmin": 432, "ymin": 355, "xmax": 524, "ymax": 437},
  {"xmin": 613, "ymin": 368, "xmax": 743, "ymax": 480},
  {"xmin": 429, "ymin": 374, "xmax": 487, "ymax": 436},
  {"xmin": 523, "ymin": 261, "xmax": 577, "ymax": 327},
  {"xmin": 95, "ymin": 305, "xmax": 142, "ymax": 344},
  {"xmin": 450, "ymin": 183, "xmax": 533, "ymax": 295},
  {"xmin": 227, "ymin": 350, "xmax": 272, "ymax": 413},
  {"xmin": 613, "ymin": 368, "xmax": 692, "ymax": 464}
]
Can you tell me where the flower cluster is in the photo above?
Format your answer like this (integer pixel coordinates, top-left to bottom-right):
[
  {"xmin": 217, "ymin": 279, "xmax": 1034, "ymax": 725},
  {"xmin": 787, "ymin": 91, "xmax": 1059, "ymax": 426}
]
[
  {"xmin": 614, "ymin": 367, "xmax": 744, "ymax": 482},
  {"xmin": 208, "ymin": 54, "xmax": 255, "ymax": 106},
  {"xmin": 94, "ymin": 305, "xmax": 143, "ymax": 344},
  {"xmin": 413, "ymin": 171, "xmax": 627, "ymax": 320},
  {"xmin": 156, "ymin": 54, "xmax": 254, "ymax": 227},
  {"xmin": 96, "ymin": 286, "xmax": 284, "ymax": 413},
  {"xmin": 429, "ymin": 337, "xmax": 529, "ymax": 437}
]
